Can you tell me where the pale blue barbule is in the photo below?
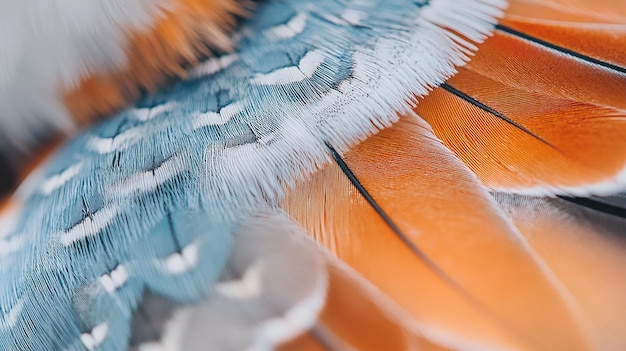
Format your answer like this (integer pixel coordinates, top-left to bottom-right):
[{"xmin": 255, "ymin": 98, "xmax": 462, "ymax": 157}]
[{"xmin": 0, "ymin": 0, "xmax": 505, "ymax": 349}]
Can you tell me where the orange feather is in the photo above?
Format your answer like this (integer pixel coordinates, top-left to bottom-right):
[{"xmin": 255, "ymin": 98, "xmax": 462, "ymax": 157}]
[
  {"xmin": 282, "ymin": 117, "xmax": 591, "ymax": 350},
  {"xmin": 416, "ymin": 68, "xmax": 626, "ymax": 194},
  {"xmin": 63, "ymin": 0, "xmax": 249, "ymax": 125},
  {"xmin": 494, "ymin": 194, "xmax": 626, "ymax": 350}
]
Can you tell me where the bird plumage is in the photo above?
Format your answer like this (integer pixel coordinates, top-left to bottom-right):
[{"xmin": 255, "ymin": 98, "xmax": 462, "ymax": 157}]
[
  {"xmin": 0, "ymin": 0, "xmax": 244, "ymax": 162},
  {"xmin": 1, "ymin": 0, "xmax": 626, "ymax": 350}
]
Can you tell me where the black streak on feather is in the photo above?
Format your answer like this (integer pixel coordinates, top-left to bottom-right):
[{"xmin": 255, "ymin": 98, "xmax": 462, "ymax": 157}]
[
  {"xmin": 327, "ymin": 141, "xmax": 470, "ymax": 292},
  {"xmin": 558, "ymin": 195, "xmax": 626, "ymax": 220},
  {"xmin": 0, "ymin": 153, "xmax": 17, "ymax": 199},
  {"xmin": 166, "ymin": 211, "xmax": 183, "ymax": 252},
  {"xmin": 326, "ymin": 142, "xmax": 548, "ymax": 347},
  {"xmin": 327, "ymin": 144, "xmax": 492, "ymax": 312},
  {"xmin": 440, "ymin": 83, "xmax": 556, "ymax": 148},
  {"xmin": 496, "ymin": 24, "xmax": 626, "ymax": 75}
]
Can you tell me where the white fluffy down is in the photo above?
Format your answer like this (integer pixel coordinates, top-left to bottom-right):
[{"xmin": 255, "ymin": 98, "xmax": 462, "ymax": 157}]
[{"xmin": 0, "ymin": 0, "xmax": 169, "ymax": 153}]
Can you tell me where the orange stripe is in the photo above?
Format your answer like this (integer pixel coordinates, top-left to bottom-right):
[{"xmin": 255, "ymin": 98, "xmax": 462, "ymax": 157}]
[{"xmin": 63, "ymin": 0, "xmax": 248, "ymax": 125}]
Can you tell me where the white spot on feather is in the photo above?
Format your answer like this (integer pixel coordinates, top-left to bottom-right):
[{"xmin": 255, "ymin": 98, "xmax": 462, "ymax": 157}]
[
  {"xmin": 87, "ymin": 127, "xmax": 143, "ymax": 154},
  {"xmin": 265, "ymin": 12, "xmax": 308, "ymax": 40},
  {"xmin": 190, "ymin": 54, "xmax": 239, "ymax": 78},
  {"xmin": 58, "ymin": 207, "xmax": 118, "ymax": 246},
  {"xmin": 1, "ymin": 298, "xmax": 24, "ymax": 329},
  {"xmin": 250, "ymin": 50, "xmax": 325, "ymax": 85},
  {"xmin": 162, "ymin": 243, "xmax": 199, "ymax": 275},
  {"xmin": 215, "ymin": 262, "xmax": 264, "ymax": 299},
  {"xmin": 341, "ymin": 9, "xmax": 367, "ymax": 25},
  {"xmin": 134, "ymin": 103, "xmax": 177, "ymax": 121},
  {"xmin": 111, "ymin": 156, "xmax": 184, "ymax": 195},
  {"xmin": 192, "ymin": 101, "xmax": 245, "ymax": 129},
  {"xmin": 99, "ymin": 265, "xmax": 129, "ymax": 293},
  {"xmin": 249, "ymin": 270, "xmax": 327, "ymax": 351},
  {"xmin": 80, "ymin": 323, "xmax": 109, "ymax": 350},
  {"xmin": 39, "ymin": 162, "xmax": 83, "ymax": 195}
]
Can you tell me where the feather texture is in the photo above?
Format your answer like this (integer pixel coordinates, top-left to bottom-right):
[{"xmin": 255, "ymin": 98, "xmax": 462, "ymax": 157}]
[
  {"xmin": 3, "ymin": 0, "xmax": 626, "ymax": 350},
  {"xmin": 282, "ymin": 116, "xmax": 590, "ymax": 350},
  {"xmin": 0, "ymin": 0, "xmax": 505, "ymax": 349},
  {"xmin": 145, "ymin": 211, "xmax": 328, "ymax": 351},
  {"xmin": 415, "ymin": 4, "xmax": 626, "ymax": 196},
  {"xmin": 416, "ymin": 68, "xmax": 626, "ymax": 195},
  {"xmin": 493, "ymin": 193, "xmax": 626, "ymax": 350}
]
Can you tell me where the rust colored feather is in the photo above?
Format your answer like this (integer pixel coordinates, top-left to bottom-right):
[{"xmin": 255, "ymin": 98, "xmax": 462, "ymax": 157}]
[
  {"xmin": 282, "ymin": 117, "xmax": 590, "ymax": 350},
  {"xmin": 494, "ymin": 194, "xmax": 626, "ymax": 350},
  {"xmin": 416, "ymin": 68, "xmax": 626, "ymax": 195}
]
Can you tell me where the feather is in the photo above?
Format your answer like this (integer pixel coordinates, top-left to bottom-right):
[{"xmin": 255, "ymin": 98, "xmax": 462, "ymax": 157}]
[
  {"xmin": 282, "ymin": 116, "xmax": 590, "ymax": 351},
  {"xmin": 493, "ymin": 193, "xmax": 626, "ymax": 350},
  {"xmin": 309, "ymin": 263, "xmax": 440, "ymax": 351},
  {"xmin": 415, "ymin": 68, "xmax": 626, "ymax": 195},
  {"xmin": 499, "ymin": 19, "xmax": 626, "ymax": 69},
  {"xmin": 414, "ymin": 4, "xmax": 626, "ymax": 196},
  {"xmin": 507, "ymin": 0, "xmax": 626, "ymax": 23},
  {"xmin": 465, "ymin": 31, "xmax": 626, "ymax": 110},
  {"xmin": 132, "ymin": 210, "xmax": 441, "ymax": 351},
  {"xmin": 143, "ymin": 210, "xmax": 327, "ymax": 351}
]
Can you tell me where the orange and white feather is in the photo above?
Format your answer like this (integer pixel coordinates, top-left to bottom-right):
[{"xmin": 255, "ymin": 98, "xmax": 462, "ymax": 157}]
[{"xmin": 0, "ymin": 0, "xmax": 244, "ymax": 155}]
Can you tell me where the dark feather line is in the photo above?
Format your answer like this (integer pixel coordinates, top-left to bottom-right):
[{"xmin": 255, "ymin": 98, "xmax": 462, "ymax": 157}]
[
  {"xmin": 326, "ymin": 142, "xmax": 442, "ymax": 275},
  {"xmin": 326, "ymin": 142, "xmax": 560, "ymax": 346},
  {"xmin": 558, "ymin": 195, "xmax": 626, "ymax": 219},
  {"xmin": 0, "ymin": 153, "xmax": 16, "ymax": 199},
  {"xmin": 166, "ymin": 211, "xmax": 183, "ymax": 252},
  {"xmin": 496, "ymin": 24, "xmax": 626, "ymax": 75},
  {"xmin": 440, "ymin": 83, "xmax": 556, "ymax": 148},
  {"xmin": 325, "ymin": 142, "xmax": 536, "ymax": 341}
]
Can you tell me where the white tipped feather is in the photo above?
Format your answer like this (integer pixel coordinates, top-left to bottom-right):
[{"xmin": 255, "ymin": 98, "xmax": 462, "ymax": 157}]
[{"xmin": 158, "ymin": 211, "xmax": 328, "ymax": 351}]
